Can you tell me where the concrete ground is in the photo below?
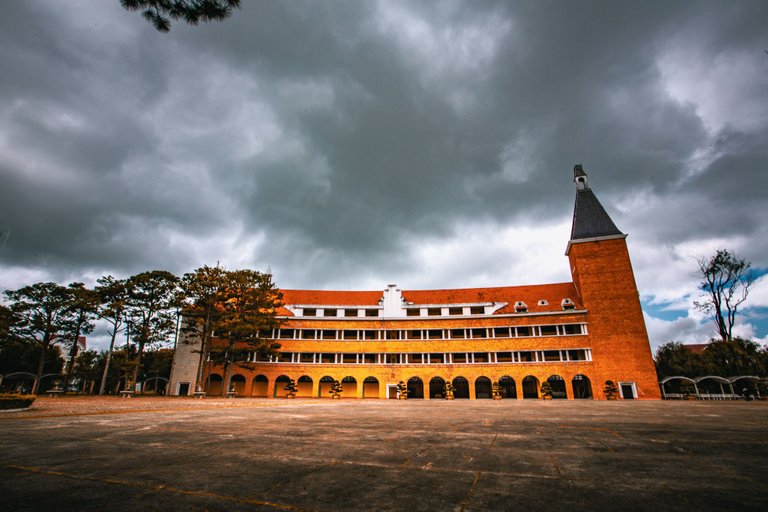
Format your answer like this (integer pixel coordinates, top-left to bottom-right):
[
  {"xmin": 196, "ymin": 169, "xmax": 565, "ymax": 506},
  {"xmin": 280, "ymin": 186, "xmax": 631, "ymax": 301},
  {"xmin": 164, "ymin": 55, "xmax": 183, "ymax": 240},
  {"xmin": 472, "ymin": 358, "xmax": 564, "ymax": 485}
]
[{"xmin": 1, "ymin": 397, "xmax": 767, "ymax": 512}]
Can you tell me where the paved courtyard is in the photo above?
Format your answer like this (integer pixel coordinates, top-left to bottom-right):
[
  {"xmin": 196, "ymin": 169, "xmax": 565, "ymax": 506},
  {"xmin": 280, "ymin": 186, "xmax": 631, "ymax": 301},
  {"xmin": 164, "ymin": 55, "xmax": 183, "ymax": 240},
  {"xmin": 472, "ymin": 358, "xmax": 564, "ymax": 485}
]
[{"xmin": 1, "ymin": 397, "xmax": 767, "ymax": 511}]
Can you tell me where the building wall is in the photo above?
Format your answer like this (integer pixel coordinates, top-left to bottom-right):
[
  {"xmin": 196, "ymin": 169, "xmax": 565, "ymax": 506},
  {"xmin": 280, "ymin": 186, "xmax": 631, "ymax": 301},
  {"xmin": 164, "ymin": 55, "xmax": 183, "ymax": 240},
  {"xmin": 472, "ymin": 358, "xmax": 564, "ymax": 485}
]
[
  {"xmin": 568, "ymin": 237, "xmax": 661, "ymax": 399},
  {"xmin": 169, "ymin": 328, "xmax": 201, "ymax": 396},
  {"xmin": 205, "ymin": 362, "xmax": 598, "ymax": 400}
]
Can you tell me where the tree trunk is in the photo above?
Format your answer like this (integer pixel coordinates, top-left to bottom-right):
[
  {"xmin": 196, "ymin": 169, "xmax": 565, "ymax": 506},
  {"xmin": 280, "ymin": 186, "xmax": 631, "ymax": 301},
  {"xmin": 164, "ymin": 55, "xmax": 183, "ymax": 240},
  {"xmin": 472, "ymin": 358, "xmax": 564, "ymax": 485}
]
[
  {"xmin": 98, "ymin": 328, "xmax": 119, "ymax": 395},
  {"xmin": 130, "ymin": 340, "xmax": 146, "ymax": 391},
  {"xmin": 65, "ymin": 320, "xmax": 84, "ymax": 391},
  {"xmin": 32, "ymin": 342, "xmax": 48, "ymax": 395},
  {"xmin": 223, "ymin": 350, "xmax": 232, "ymax": 396}
]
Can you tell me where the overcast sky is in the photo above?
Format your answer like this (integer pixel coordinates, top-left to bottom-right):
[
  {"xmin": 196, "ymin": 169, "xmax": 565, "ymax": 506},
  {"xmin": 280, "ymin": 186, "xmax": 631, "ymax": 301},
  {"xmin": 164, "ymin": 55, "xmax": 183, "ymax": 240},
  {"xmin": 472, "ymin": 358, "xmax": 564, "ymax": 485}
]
[{"xmin": 1, "ymin": 1, "xmax": 767, "ymax": 351}]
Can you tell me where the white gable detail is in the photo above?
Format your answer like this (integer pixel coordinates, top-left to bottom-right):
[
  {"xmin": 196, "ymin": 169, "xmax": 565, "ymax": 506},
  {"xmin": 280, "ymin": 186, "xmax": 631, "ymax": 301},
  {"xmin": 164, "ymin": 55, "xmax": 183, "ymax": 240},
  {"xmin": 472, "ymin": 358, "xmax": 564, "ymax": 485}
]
[{"xmin": 381, "ymin": 284, "xmax": 406, "ymax": 318}]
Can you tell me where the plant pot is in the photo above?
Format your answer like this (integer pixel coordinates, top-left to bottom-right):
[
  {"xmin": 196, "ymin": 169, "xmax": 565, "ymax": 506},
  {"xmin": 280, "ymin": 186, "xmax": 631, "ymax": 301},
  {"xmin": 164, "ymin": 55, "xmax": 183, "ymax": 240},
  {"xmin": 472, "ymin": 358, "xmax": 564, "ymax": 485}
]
[
  {"xmin": 542, "ymin": 395, "xmax": 552, "ymax": 401},
  {"xmin": 0, "ymin": 394, "xmax": 36, "ymax": 411}
]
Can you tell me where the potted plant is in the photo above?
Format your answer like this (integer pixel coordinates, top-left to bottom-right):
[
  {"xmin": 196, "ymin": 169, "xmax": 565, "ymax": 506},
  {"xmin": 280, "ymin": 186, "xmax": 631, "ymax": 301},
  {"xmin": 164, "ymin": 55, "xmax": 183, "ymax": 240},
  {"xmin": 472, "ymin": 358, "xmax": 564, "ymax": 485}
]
[
  {"xmin": 396, "ymin": 380, "xmax": 408, "ymax": 400},
  {"xmin": 284, "ymin": 378, "xmax": 298, "ymax": 399},
  {"xmin": 492, "ymin": 381, "xmax": 502, "ymax": 400},
  {"xmin": 444, "ymin": 381, "xmax": 454, "ymax": 400},
  {"xmin": 329, "ymin": 379, "xmax": 342, "ymax": 399},
  {"xmin": 0, "ymin": 394, "xmax": 36, "ymax": 411},
  {"xmin": 603, "ymin": 380, "xmax": 618, "ymax": 400},
  {"xmin": 540, "ymin": 381, "xmax": 554, "ymax": 400}
]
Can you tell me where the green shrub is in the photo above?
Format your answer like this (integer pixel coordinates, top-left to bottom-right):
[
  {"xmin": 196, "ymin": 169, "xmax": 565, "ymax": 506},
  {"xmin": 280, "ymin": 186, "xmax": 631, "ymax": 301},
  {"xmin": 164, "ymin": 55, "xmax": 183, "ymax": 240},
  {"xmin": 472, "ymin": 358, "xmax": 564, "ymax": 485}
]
[{"xmin": 0, "ymin": 394, "xmax": 36, "ymax": 410}]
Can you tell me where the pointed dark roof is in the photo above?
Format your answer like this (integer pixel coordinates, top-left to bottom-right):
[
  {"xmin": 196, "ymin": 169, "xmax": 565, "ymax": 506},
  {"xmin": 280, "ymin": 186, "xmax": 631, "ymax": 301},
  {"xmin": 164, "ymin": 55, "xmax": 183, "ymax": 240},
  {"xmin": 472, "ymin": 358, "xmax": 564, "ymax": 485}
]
[{"xmin": 570, "ymin": 177, "xmax": 623, "ymax": 241}]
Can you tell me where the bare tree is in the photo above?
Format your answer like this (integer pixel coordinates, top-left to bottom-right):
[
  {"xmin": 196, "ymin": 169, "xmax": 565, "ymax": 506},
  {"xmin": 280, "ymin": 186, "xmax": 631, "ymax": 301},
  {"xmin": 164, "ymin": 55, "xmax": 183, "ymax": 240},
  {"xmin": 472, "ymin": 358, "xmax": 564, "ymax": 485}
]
[{"xmin": 693, "ymin": 249, "xmax": 755, "ymax": 342}]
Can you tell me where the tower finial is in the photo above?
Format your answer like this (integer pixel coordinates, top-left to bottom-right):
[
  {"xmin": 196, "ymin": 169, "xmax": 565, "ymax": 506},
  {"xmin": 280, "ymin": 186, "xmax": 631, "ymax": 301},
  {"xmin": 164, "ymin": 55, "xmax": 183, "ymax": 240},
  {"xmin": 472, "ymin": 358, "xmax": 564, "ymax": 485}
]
[{"xmin": 573, "ymin": 164, "xmax": 588, "ymax": 190}]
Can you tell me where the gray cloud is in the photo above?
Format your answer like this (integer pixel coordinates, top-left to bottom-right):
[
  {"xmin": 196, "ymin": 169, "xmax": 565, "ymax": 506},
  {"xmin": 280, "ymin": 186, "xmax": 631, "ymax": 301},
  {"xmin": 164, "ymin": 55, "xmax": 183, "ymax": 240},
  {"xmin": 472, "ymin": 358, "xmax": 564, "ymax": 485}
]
[{"xmin": 1, "ymin": 0, "xmax": 767, "ymax": 348}]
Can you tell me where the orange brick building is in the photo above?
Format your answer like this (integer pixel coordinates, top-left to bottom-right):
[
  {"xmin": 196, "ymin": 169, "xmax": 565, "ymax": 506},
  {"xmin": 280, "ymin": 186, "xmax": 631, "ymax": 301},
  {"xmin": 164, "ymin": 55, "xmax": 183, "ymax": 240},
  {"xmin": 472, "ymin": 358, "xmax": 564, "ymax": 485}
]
[{"xmin": 170, "ymin": 166, "xmax": 660, "ymax": 400}]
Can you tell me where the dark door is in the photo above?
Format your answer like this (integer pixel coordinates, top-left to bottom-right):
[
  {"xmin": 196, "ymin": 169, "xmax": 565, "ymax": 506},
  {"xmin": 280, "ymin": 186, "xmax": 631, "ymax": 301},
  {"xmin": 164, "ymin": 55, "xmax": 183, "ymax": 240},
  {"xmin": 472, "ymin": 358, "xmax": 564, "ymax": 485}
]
[
  {"xmin": 178, "ymin": 382, "xmax": 190, "ymax": 396},
  {"xmin": 621, "ymin": 384, "xmax": 635, "ymax": 399}
]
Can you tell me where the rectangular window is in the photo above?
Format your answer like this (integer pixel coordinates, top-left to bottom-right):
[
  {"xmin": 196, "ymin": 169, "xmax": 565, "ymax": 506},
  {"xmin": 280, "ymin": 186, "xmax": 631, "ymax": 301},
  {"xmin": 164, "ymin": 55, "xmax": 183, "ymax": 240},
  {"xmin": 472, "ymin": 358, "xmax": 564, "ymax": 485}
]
[
  {"xmin": 540, "ymin": 325, "xmax": 558, "ymax": 336},
  {"xmin": 497, "ymin": 351, "xmax": 513, "ymax": 363},
  {"xmin": 406, "ymin": 309, "xmax": 420, "ymax": 317},
  {"xmin": 543, "ymin": 350, "xmax": 560, "ymax": 362},
  {"xmin": 361, "ymin": 353, "xmax": 376, "ymax": 364},
  {"xmin": 562, "ymin": 324, "xmax": 582, "ymax": 335},
  {"xmin": 279, "ymin": 329, "xmax": 295, "ymax": 339},
  {"xmin": 322, "ymin": 330, "xmax": 336, "ymax": 340},
  {"xmin": 567, "ymin": 349, "xmax": 588, "ymax": 361},
  {"xmin": 318, "ymin": 353, "xmax": 334, "ymax": 364},
  {"xmin": 365, "ymin": 309, "xmax": 379, "ymax": 317},
  {"xmin": 362, "ymin": 330, "xmax": 376, "ymax": 340},
  {"xmin": 303, "ymin": 308, "xmax": 316, "ymax": 317},
  {"xmin": 324, "ymin": 309, "xmax": 337, "ymax": 317},
  {"xmin": 473, "ymin": 352, "xmax": 489, "ymax": 363},
  {"xmin": 453, "ymin": 353, "xmax": 468, "ymax": 363},
  {"xmin": 493, "ymin": 327, "xmax": 511, "ymax": 338},
  {"xmin": 518, "ymin": 351, "xmax": 534, "ymax": 362},
  {"xmin": 344, "ymin": 309, "xmax": 358, "ymax": 317},
  {"xmin": 342, "ymin": 353, "xmax": 356, "ymax": 364},
  {"xmin": 411, "ymin": 353, "xmax": 423, "ymax": 364},
  {"xmin": 300, "ymin": 353, "xmax": 313, "ymax": 363},
  {"xmin": 343, "ymin": 330, "xmax": 357, "ymax": 340},
  {"xmin": 517, "ymin": 326, "xmax": 531, "ymax": 337},
  {"xmin": 429, "ymin": 353, "xmax": 444, "ymax": 364},
  {"xmin": 408, "ymin": 330, "xmax": 422, "ymax": 340},
  {"xmin": 448, "ymin": 307, "xmax": 463, "ymax": 315},
  {"xmin": 450, "ymin": 329, "xmax": 466, "ymax": 339},
  {"xmin": 301, "ymin": 329, "xmax": 315, "ymax": 340},
  {"xmin": 471, "ymin": 328, "xmax": 487, "ymax": 338},
  {"xmin": 470, "ymin": 306, "xmax": 484, "ymax": 315},
  {"xmin": 428, "ymin": 307, "xmax": 441, "ymax": 316},
  {"xmin": 385, "ymin": 330, "xmax": 400, "ymax": 340},
  {"xmin": 427, "ymin": 329, "xmax": 443, "ymax": 340}
]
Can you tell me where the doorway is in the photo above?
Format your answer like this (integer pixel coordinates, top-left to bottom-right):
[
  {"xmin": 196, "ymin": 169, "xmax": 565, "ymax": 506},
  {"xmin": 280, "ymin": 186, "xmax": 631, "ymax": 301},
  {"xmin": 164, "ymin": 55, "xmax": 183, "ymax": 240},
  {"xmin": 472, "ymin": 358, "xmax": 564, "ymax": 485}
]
[{"xmin": 619, "ymin": 382, "xmax": 636, "ymax": 399}]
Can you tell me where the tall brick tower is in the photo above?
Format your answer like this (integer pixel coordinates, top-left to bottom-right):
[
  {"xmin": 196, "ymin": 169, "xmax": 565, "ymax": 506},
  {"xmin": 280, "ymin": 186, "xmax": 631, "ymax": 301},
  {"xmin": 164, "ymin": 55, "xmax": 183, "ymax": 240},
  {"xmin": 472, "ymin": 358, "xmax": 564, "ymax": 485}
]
[{"xmin": 566, "ymin": 165, "xmax": 660, "ymax": 399}]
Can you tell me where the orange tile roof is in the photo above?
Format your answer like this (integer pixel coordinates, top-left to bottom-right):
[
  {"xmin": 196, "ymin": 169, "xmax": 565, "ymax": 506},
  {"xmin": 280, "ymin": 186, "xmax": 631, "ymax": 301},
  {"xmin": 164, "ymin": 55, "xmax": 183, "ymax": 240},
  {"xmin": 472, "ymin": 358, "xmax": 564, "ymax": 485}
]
[
  {"xmin": 281, "ymin": 289, "xmax": 383, "ymax": 306},
  {"xmin": 683, "ymin": 343, "xmax": 709, "ymax": 354},
  {"xmin": 278, "ymin": 282, "xmax": 581, "ymax": 315},
  {"xmin": 403, "ymin": 283, "xmax": 581, "ymax": 313}
]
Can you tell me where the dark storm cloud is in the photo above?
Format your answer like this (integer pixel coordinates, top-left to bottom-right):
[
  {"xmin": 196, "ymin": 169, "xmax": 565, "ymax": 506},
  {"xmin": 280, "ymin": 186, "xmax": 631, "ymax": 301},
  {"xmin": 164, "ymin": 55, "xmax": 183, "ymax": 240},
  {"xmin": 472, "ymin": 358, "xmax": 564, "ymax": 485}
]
[{"xmin": 1, "ymin": 1, "xmax": 767, "ymax": 349}]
